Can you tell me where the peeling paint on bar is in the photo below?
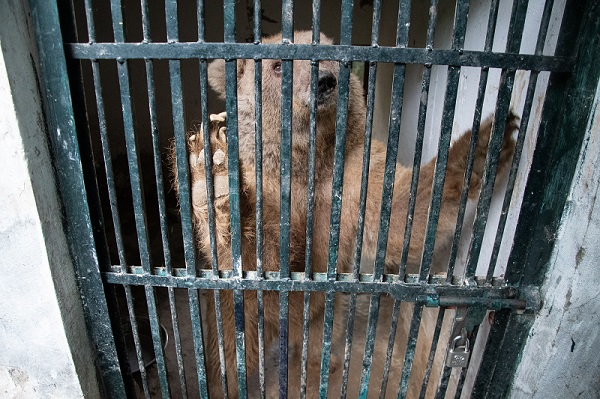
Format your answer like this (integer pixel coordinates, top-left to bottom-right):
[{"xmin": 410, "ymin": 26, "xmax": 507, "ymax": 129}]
[{"xmin": 67, "ymin": 42, "xmax": 574, "ymax": 72}]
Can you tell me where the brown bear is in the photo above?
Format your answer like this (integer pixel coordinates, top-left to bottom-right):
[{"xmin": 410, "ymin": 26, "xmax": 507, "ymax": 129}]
[{"xmin": 172, "ymin": 31, "xmax": 517, "ymax": 398}]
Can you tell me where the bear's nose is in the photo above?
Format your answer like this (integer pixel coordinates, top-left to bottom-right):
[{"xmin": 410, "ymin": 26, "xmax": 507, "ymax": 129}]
[{"xmin": 318, "ymin": 70, "xmax": 337, "ymax": 103}]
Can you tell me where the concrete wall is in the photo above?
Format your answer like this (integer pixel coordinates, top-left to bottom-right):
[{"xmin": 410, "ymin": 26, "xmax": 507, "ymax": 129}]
[
  {"xmin": 508, "ymin": 64, "xmax": 600, "ymax": 399},
  {"xmin": 0, "ymin": 0, "xmax": 99, "ymax": 397}
]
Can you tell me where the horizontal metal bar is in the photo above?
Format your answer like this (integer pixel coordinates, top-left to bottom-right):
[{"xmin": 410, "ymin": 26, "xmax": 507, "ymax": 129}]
[
  {"xmin": 103, "ymin": 268, "xmax": 526, "ymax": 309},
  {"xmin": 67, "ymin": 43, "xmax": 573, "ymax": 72},
  {"xmin": 108, "ymin": 266, "xmax": 505, "ymax": 284}
]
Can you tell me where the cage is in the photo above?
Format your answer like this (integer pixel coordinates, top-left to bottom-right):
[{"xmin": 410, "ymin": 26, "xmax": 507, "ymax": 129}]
[{"xmin": 27, "ymin": 0, "xmax": 600, "ymax": 398}]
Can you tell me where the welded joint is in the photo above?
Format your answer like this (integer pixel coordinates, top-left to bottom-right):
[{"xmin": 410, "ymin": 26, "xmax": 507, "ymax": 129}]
[{"xmin": 517, "ymin": 285, "xmax": 542, "ymax": 314}]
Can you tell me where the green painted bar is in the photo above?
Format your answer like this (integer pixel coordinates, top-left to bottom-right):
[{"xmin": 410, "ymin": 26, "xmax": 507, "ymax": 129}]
[
  {"xmin": 396, "ymin": 305, "xmax": 425, "ymax": 399},
  {"xmin": 486, "ymin": 0, "xmax": 555, "ymax": 282},
  {"xmin": 419, "ymin": 0, "xmax": 470, "ymax": 282},
  {"xmin": 254, "ymin": 35, "xmax": 267, "ymax": 399},
  {"xmin": 67, "ymin": 42, "xmax": 574, "ymax": 72},
  {"xmin": 278, "ymin": 55, "xmax": 294, "ymax": 399},
  {"xmin": 399, "ymin": 0, "xmax": 439, "ymax": 277},
  {"xmin": 359, "ymin": 0, "xmax": 412, "ymax": 395},
  {"xmin": 445, "ymin": 0, "xmax": 500, "ymax": 281},
  {"xmin": 111, "ymin": 0, "xmax": 172, "ymax": 394},
  {"xmin": 465, "ymin": 0, "xmax": 530, "ymax": 279},
  {"xmin": 418, "ymin": 308, "xmax": 446, "ymax": 399}
]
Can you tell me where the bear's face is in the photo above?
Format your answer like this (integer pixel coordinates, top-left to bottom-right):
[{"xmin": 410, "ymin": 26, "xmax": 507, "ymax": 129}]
[{"xmin": 207, "ymin": 31, "xmax": 345, "ymax": 154}]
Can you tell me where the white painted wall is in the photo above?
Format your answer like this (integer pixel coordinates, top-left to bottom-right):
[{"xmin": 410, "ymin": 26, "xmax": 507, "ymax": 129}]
[
  {"xmin": 0, "ymin": 0, "xmax": 99, "ymax": 397},
  {"xmin": 508, "ymin": 70, "xmax": 600, "ymax": 399}
]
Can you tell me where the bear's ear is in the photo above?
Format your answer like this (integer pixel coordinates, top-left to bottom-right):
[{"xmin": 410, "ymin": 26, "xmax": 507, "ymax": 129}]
[{"xmin": 207, "ymin": 59, "xmax": 247, "ymax": 99}]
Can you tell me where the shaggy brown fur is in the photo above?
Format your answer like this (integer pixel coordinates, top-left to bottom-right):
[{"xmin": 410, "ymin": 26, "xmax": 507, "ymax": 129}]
[{"xmin": 171, "ymin": 31, "xmax": 517, "ymax": 398}]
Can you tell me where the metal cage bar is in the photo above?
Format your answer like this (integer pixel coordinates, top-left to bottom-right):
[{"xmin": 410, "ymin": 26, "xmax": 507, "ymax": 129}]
[
  {"xmin": 164, "ymin": 0, "xmax": 210, "ymax": 395},
  {"xmin": 485, "ymin": 0, "xmax": 556, "ymax": 282},
  {"xmin": 399, "ymin": 0, "xmax": 440, "ymax": 278},
  {"xmin": 419, "ymin": 0, "xmax": 470, "ymax": 282},
  {"xmin": 464, "ymin": 0, "xmax": 530, "ymax": 280},
  {"xmin": 252, "ymin": 1, "xmax": 267, "ymax": 397},
  {"xmin": 319, "ymin": 0, "xmax": 355, "ymax": 395},
  {"xmin": 339, "ymin": 0, "xmax": 382, "ymax": 396},
  {"xmin": 108, "ymin": 0, "xmax": 172, "ymax": 397},
  {"xmin": 142, "ymin": 0, "xmax": 189, "ymax": 396},
  {"xmin": 446, "ymin": 0, "xmax": 501, "ymax": 282},
  {"xmin": 359, "ymin": 0, "xmax": 412, "ymax": 396},
  {"xmin": 68, "ymin": 43, "xmax": 573, "ymax": 72},
  {"xmin": 299, "ymin": 2, "xmax": 321, "ymax": 397},
  {"xmin": 277, "ymin": 2, "xmax": 295, "ymax": 396}
]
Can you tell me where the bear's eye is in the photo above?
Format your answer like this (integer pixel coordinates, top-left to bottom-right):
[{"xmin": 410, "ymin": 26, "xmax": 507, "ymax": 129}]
[{"xmin": 272, "ymin": 61, "xmax": 282, "ymax": 75}]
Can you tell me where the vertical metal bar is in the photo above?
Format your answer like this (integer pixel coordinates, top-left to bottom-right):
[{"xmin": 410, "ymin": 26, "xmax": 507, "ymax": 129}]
[
  {"xmin": 358, "ymin": 1, "xmax": 411, "ymax": 396},
  {"xmin": 28, "ymin": 0, "xmax": 127, "ymax": 394},
  {"xmin": 464, "ymin": 0, "xmax": 530, "ymax": 280},
  {"xmin": 418, "ymin": 0, "xmax": 470, "ymax": 282},
  {"xmin": 485, "ymin": 0, "xmax": 555, "ymax": 282},
  {"xmin": 223, "ymin": 1, "xmax": 248, "ymax": 397},
  {"xmin": 380, "ymin": 4, "xmax": 439, "ymax": 395},
  {"xmin": 90, "ymin": 61, "xmax": 127, "ymax": 270},
  {"xmin": 253, "ymin": 2, "xmax": 266, "ymax": 397},
  {"xmin": 395, "ymin": 304, "xmax": 425, "ymax": 399},
  {"xmin": 318, "ymin": 1, "xmax": 354, "ymax": 395},
  {"xmin": 340, "ymin": 3, "xmax": 381, "ymax": 396},
  {"xmin": 278, "ymin": 2, "xmax": 294, "ymax": 397},
  {"xmin": 110, "ymin": 0, "xmax": 171, "ymax": 396},
  {"xmin": 142, "ymin": 0, "xmax": 188, "ymax": 395},
  {"xmin": 124, "ymin": 290, "xmax": 151, "ymax": 398},
  {"xmin": 434, "ymin": 362, "xmax": 453, "ymax": 399},
  {"xmin": 399, "ymin": 0, "xmax": 439, "ymax": 278},
  {"xmin": 197, "ymin": 1, "xmax": 231, "ymax": 395},
  {"xmin": 418, "ymin": 308, "xmax": 446, "ymax": 399},
  {"xmin": 82, "ymin": 0, "xmax": 96, "ymax": 42},
  {"xmin": 446, "ymin": 0, "xmax": 500, "ymax": 281},
  {"xmin": 299, "ymin": 2, "xmax": 320, "ymax": 395},
  {"xmin": 164, "ymin": 0, "xmax": 209, "ymax": 396},
  {"xmin": 379, "ymin": 300, "xmax": 402, "ymax": 399}
]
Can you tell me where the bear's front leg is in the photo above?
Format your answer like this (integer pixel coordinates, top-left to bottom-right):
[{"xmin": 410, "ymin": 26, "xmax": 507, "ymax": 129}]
[{"xmin": 187, "ymin": 112, "xmax": 235, "ymax": 260}]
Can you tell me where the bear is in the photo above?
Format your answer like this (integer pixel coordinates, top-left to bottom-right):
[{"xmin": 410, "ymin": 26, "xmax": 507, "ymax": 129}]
[{"xmin": 171, "ymin": 31, "xmax": 517, "ymax": 398}]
